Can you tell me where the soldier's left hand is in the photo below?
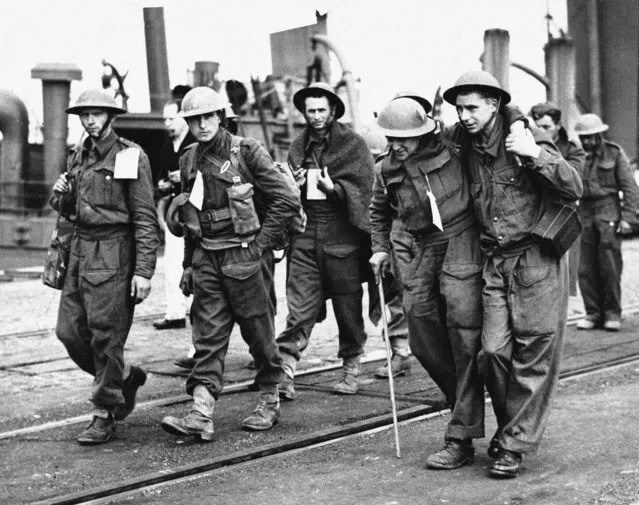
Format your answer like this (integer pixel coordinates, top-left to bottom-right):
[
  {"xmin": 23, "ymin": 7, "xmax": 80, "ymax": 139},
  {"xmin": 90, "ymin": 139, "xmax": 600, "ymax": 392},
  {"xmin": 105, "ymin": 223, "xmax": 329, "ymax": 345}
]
[
  {"xmin": 131, "ymin": 275, "xmax": 151, "ymax": 304},
  {"xmin": 318, "ymin": 166, "xmax": 334, "ymax": 194},
  {"xmin": 618, "ymin": 220, "xmax": 633, "ymax": 236},
  {"xmin": 505, "ymin": 128, "xmax": 541, "ymax": 160}
]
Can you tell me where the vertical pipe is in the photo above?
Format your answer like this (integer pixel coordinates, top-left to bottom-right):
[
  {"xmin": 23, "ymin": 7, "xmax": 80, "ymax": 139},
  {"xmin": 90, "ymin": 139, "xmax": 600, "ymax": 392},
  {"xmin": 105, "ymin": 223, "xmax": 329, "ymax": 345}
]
[
  {"xmin": 31, "ymin": 63, "xmax": 82, "ymax": 211},
  {"xmin": 193, "ymin": 61, "xmax": 220, "ymax": 89},
  {"xmin": 483, "ymin": 29, "xmax": 510, "ymax": 91},
  {"xmin": 0, "ymin": 90, "xmax": 30, "ymax": 210},
  {"xmin": 143, "ymin": 7, "xmax": 170, "ymax": 112},
  {"xmin": 545, "ymin": 36, "xmax": 577, "ymax": 130},
  {"xmin": 587, "ymin": 0, "xmax": 602, "ymax": 116}
]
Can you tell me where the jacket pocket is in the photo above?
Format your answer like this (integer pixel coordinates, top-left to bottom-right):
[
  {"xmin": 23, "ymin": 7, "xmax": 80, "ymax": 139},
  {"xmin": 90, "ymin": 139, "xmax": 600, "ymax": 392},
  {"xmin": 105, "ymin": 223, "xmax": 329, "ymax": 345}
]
[
  {"xmin": 82, "ymin": 269, "xmax": 116, "ymax": 286},
  {"xmin": 227, "ymin": 183, "xmax": 261, "ymax": 236}
]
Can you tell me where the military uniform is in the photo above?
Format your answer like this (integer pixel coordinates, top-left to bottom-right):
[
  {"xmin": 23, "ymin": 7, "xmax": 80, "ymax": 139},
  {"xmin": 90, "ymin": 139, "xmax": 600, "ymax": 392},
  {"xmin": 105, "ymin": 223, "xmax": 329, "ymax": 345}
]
[
  {"xmin": 370, "ymin": 135, "xmax": 485, "ymax": 441},
  {"xmin": 276, "ymin": 121, "xmax": 374, "ymax": 374},
  {"xmin": 179, "ymin": 129, "xmax": 299, "ymax": 399},
  {"xmin": 51, "ymin": 130, "xmax": 159, "ymax": 414},
  {"xmin": 450, "ymin": 114, "xmax": 582, "ymax": 455},
  {"xmin": 578, "ymin": 140, "xmax": 638, "ymax": 325}
]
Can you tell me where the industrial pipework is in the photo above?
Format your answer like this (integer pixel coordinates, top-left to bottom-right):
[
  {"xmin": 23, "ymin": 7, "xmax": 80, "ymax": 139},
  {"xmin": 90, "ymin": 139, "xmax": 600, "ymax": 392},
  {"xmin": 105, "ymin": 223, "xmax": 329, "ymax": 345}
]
[{"xmin": 0, "ymin": 89, "xmax": 30, "ymax": 211}]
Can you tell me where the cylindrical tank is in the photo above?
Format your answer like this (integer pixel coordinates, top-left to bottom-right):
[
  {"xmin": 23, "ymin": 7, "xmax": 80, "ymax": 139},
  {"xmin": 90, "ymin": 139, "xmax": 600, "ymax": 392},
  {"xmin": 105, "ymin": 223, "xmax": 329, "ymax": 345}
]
[
  {"xmin": 193, "ymin": 61, "xmax": 220, "ymax": 90},
  {"xmin": 0, "ymin": 90, "xmax": 30, "ymax": 210}
]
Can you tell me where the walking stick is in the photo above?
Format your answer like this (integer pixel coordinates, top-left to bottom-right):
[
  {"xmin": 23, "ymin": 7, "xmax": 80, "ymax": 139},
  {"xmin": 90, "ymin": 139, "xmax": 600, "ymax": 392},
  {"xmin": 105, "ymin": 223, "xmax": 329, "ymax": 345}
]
[{"xmin": 377, "ymin": 278, "xmax": 401, "ymax": 458}]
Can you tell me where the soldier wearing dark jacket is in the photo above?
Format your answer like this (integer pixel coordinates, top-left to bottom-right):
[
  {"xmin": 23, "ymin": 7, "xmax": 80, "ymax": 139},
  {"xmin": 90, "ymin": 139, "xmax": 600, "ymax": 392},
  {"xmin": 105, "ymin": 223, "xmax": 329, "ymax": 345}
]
[
  {"xmin": 160, "ymin": 87, "xmax": 301, "ymax": 440},
  {"xmin": 50, "ymin": 89, "xmax": 159, "ymax": 445},
  {"xmin": 530, "ymin": 102, "xmax": 586, "ymax": 174},
  {"xmin": 276, "ymin": 82, "xmax": 375, "ymax": 399},
  {"xmin": 573, "ymin": 113, "xmax": 639, "ymax": 331},
  {"xmin": 444, "ymin": 71, "xmax": 583, "ymax": 478},
  {"xmin": 370, "ymin": 94, "xmax": 485, "ymax": 470}
]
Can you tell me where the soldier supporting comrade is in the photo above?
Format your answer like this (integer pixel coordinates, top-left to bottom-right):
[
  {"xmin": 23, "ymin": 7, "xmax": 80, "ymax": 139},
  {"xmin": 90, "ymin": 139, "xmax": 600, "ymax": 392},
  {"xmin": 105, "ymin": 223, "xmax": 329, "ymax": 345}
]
[{"xmin": 444, "ymin": 70, "xmax": 583, "ymax": 478}]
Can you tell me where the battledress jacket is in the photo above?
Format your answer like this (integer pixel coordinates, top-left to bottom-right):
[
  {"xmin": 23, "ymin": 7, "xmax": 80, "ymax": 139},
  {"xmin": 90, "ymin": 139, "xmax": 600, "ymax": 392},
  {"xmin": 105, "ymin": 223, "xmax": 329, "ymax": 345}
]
[
  {"xmin": 447, "ymin": 114, "xmax": 583, "ymax": 250},
  {"xmin": 179, "ymin": 129, "xmax": 301, "ymax": 265},
  {"xmin": 50, "ymin": 131, "xmax": 159, "ymax": 279},
  {"xmin": 580, "ymin": 140, "xmax": 639, "ymax": 224}
]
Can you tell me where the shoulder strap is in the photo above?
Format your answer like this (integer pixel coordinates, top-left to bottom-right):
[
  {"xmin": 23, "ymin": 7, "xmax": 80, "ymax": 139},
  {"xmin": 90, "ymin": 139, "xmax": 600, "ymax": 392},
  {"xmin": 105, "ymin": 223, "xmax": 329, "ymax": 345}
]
[{"xmin": 229, "ymin": 135, "xmax": 253, "ymax": 184}]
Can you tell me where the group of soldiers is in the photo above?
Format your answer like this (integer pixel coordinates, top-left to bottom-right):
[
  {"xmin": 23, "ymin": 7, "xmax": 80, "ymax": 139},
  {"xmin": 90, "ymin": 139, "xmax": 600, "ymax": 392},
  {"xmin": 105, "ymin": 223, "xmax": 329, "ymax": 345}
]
[{"xmin": 50, "ymin": 67, "xmax": 637, "ymax": 480}]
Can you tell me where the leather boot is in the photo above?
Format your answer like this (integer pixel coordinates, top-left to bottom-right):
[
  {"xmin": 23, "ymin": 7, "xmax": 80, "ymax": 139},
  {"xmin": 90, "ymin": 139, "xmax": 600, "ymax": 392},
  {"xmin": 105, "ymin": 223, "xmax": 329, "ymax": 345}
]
[
  {"xmin": 333, "ymin": 355, "xmax": 360, "ymax": 395},
  {"xmin": 114, "ymin": 366, "xmax": 147, "ymax": 421},
  {"xmin": 374, "ymin": 355, "xmax": 412, "ymax": 379},
  {"xmin": 76, "ymin": 413, "xmax": 116, "ymax": 445},
  {"xmin": 489, "ymin": 449, "xmax": 523, "ymax": 478},
  {"xmin": 242, "ymin": 391, "xmax": 280, "ymax": 431},
  {"xmin": 279, "ymin": 352, "xmax": 297, "ymax": 401},
  {"xmin": 161, "ymin": 385, "xmax": 215, "ymax": 442},
  {"xmin": 426, "ymin": 438, "xmax": 474, "ymax": 469}
]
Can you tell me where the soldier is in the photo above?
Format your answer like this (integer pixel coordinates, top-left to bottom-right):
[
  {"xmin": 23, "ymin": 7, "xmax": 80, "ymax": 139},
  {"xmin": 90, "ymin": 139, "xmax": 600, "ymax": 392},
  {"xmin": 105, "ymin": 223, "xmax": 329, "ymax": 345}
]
[
  {"xmin": 369, "ymin": 94, "xmax": 485, "ymax": 469},
  {"xmin": 529, "ymin": 102, "xmax": 586, "ymax": 173},
  {"xmin": 530, "ymin": 102, "xmax": 586, "ymax": 297},
  {"xmin": 573, "ymin": 113, "xmax": 639, "ymax": 331},
  {"xmin": 444, "ymin": 70, "xmax": 582, "ymax": 478},
  {"xmin": 276, "ymin": 82, "xmax": 374, "ymax": 399},
  {"xmin": 50, "ymin": 89, "xmax": 159, "ymax": 445},
  {"xmin": 160, "ymin": 87, "xmax": 300, "ymax": 440}
]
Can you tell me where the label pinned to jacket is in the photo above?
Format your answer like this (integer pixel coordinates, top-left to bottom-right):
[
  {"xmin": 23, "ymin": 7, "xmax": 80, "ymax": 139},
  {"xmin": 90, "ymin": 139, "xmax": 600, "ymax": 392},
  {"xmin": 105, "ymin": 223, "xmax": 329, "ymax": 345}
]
[
  {"xmin": 189, "ymin": 171, "xmax": 204, "ymax": 210},
  {"xmin": 114, "ymin": 148, "xmax": 139, "ymax": 179},
  {"xmin": 426, "ymin": 190, "xmax": 443, "ymax": 231}
]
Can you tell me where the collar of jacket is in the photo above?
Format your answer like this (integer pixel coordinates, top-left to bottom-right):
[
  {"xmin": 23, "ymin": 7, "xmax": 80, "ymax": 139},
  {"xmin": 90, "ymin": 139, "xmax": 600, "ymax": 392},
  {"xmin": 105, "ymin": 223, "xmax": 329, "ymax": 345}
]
[
  {"xmin": 197, "ymin": 128, "xmax": 232, "ymax": 160},
  {"xmin": 381, "ymin": 133, "xmax": 446, "ymax": 174},
  {"xmin": 82, "ymin": 129, "xmax": 118, "ymax": 159},
  {"xmin": 472, "ymin": 113, "xmax": 505, "ymax": 158},
  {"xmin": 304, "ymin": 127, "xmax": 331, "ymax": 155}
]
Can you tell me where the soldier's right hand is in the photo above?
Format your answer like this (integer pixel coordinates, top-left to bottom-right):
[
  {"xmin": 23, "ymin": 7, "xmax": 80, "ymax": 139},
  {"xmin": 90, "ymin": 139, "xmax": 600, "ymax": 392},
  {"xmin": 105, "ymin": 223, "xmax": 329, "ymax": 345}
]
[
  {"xmin": 52, "ymin": 173, "xmax": 69, "ymax": 195},
  {"xmin": 180, "ymin": 267, "xmax": 194, "ymax": 297},
  {"xmin": 293, "ymin": 166, "xmax": 307, "ymax": 188},
  {"xmin": 369, "ymin": 252, "xmax": 390, "ymax": 285}
]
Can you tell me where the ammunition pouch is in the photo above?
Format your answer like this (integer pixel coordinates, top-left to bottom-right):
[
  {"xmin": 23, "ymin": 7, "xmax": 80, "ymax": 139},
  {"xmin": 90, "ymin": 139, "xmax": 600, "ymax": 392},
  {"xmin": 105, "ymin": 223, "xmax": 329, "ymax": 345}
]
[{"xmin": 227, "ymin": 182, "xmax": 261, "ymax": 236}]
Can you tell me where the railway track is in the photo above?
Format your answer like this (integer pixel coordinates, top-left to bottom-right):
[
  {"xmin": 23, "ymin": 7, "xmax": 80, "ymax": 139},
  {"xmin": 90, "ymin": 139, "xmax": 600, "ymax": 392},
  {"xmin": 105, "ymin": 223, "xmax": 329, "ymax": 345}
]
[{"xmin": 2, "ymin": 348, "xmax": 637, "ymax": 505}]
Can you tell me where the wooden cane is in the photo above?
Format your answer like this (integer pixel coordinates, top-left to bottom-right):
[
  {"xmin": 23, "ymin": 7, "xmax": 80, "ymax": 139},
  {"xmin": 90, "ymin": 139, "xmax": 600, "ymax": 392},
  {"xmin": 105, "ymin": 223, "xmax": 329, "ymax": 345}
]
[{"xmin": 377, "ymin": 279, "xmax": 401, "ymax": 458}]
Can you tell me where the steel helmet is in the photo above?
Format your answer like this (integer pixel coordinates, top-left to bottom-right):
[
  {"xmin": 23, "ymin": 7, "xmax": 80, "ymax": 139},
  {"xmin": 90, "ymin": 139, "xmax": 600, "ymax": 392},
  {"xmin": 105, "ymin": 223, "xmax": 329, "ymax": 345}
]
[
  {"xmin": 376, "ymin": 97, "xmax": 437, "ymax": 138},
  {"xmin": 180, "ymin": 87, "xmax": 230, "ymax": 118},
  {"xmin": 443, "ymin": 70, "xmax": 511, "ymax": 105},
  {"xmin": 574, "ymin": 113, "xmax": 609, "ymax": 135},
  {"xmin": 293, "ymin": 82, "xmax": 345, "ymax": 119},
  {"xmin": 393, "ymin": 90, "xmax": 433, "ymax": 114},
  {"xmin": 66, "ymin": 88, "xmax": 127, "ymax": 115}
]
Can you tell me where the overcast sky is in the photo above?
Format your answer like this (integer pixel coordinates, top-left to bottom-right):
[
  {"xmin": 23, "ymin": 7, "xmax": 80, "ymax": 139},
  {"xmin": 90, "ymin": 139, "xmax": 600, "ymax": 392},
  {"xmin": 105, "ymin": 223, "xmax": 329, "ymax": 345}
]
[{"xmin": 1, "ymin": 0, "xmax": 568, "ymax": 138}]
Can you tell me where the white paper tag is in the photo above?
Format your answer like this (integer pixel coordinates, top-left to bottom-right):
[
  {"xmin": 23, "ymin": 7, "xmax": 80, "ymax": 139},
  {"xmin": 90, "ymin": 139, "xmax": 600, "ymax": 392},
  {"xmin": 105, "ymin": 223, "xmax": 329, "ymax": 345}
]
[
  {"xmin": 114, "ymin": 148, "xmax": 139, "ymax": 179},
  {"xmin": 306, "ymin": 168, "xmax": 326, "ymax": 200},
  {"xmin": 426, "ymin": 190, "xmax": 443, "ymax": 231},
  {"xmin": 189, "ymin": 171, "xmax": 204, "ymax": 210}
]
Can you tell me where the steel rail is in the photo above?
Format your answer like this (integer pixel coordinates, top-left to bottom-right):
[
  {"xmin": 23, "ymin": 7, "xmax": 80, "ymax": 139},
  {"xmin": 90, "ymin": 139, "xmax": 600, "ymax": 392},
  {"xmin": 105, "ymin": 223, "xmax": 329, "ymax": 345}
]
[{"xmin": 26, "ymin": 352, "xmax": 639, "ymax": 505}]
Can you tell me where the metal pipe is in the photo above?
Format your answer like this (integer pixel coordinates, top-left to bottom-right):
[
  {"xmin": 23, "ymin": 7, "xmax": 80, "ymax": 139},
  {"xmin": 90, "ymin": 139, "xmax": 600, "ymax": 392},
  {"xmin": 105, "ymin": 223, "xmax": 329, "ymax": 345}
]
[
  {"xmin": 143, "ymin": 7, "xmax": 170, "ymax": 112},
  {"xmin": 310, "ymin": 34, "xmax": 361, "ymax": 133},
  {"xmin": 587, "ymin": 0, "xmax": 602, "ymax": 116},
  {"xmin": 510, "ymin": 62, "xmax": 550, "ymax": 89},
  {"xmin": 483, "ymin": 29, "xmax": 510, "ymax": 91},
  {"xmin": 545, "ymin": 36, "xmax": 578, "ymax": 131},
  {"xmin": 31, "ymin": 63, "xmax": 82, "ymax": 211},
  {"xmin": 0, "ymin": 90, "xmax": 30, "ymax": 209}
]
